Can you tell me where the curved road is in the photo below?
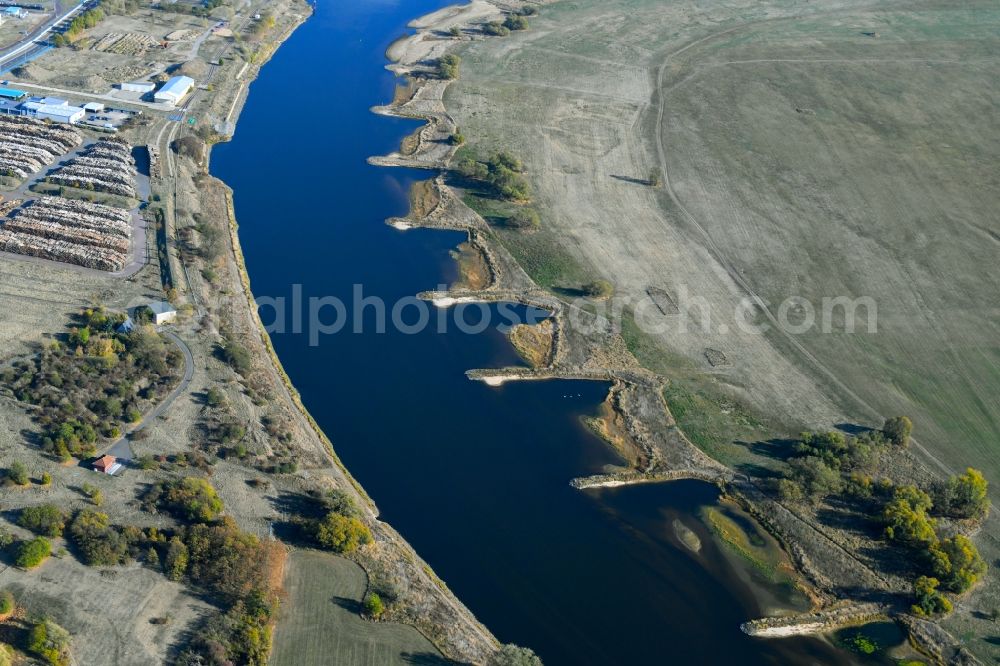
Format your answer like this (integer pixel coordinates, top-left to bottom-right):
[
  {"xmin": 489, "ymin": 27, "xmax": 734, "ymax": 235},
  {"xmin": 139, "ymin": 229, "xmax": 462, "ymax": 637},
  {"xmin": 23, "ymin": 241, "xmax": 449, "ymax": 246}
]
[{"xmin": 105, "ymin": 328, "xmax": 194, "ymax": 462}]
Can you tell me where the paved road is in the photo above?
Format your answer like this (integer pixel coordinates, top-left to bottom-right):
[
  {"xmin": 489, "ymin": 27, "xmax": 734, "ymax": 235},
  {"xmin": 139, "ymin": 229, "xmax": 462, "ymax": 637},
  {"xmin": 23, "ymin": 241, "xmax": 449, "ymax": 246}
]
[
  {"xmin": 0, "ymin": 0, "xmax": 86, "ymax": 70},
  {"xmin": 104, "ymin": 328, "xmax": 194, "ymax": 462}
]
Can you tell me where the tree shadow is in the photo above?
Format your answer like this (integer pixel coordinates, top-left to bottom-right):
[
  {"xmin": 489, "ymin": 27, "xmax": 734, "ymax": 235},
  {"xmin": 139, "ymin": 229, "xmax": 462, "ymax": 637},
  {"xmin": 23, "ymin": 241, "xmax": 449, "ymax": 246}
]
[
  {"xmin": 735, "ymin": 461, "xmax": 780, "ymax": 480},
  {"xmin": 746, "ymin": 437, "xmax": 797, "ymax": 463},
  {"xmin": 268, "ymin": 491, "xmax": 322, "ymax": 545},
  {"xmin": 835, "ymin": 422, "xmax": 874, "ymax": 436},
  {"xmin": 332, "ymin": 595, "xmax": 361, "ymax": 614},
  {"xmin": 610, "ymin": 174, "xmax": 652, "ymax": 186}
]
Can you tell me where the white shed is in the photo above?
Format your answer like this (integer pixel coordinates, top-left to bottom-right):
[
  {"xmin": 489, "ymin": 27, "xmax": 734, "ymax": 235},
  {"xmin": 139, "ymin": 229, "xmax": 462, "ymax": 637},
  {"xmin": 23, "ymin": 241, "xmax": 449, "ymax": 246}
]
[
  {"xmin": 146, "ymin": 301, "xmax": 177, "ymax": 325},
  {"xmin": 120, "ymin": 81, "xmax": 155, "ymax": 93},
  {"xmin": 83, "ymin": 102, "xmax": 105, "ymax": 112}
]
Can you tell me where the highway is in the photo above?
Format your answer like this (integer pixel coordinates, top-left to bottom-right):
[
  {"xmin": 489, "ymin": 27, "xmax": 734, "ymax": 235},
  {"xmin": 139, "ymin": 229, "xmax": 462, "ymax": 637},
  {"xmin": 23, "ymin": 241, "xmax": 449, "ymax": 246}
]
[{"xmin": 0, "ymin": 0, "xmax": 89, "ymax": 71}]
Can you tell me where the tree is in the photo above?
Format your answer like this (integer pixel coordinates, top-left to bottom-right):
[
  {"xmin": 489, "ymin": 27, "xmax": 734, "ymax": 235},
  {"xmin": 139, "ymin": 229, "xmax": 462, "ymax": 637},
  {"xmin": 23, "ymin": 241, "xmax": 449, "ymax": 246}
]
[
  {"xmin": 314, "ymin": 513, "xmax": 372, "ymax": 554},
  {"xmin": 883, "ymin": 416, "xmax": 913, "ymax": 447},
  {"xmin": 68, "ymin": 510, "xmax": 129, "ymax": 566},
  {"xmin": 164, "ymin": 537, "xmax": 189, "ymax": 581},
  {"xmin": 449, "ymin": 26, "xmax": 460, "ymax": 37},
  {"xmin": 363, "ymin": 592, "xmax": 384, "ymax": 618},
  {"xmin": 582, "ymin": 280, "xmax": 614, "ymax": 300},
  {"xmin": 483, "ymin": 21, "xmax": 510, "ymax": 36},
  {"xmin": 882, "ymin": 486, "xmax": 936, "ymax": 546},
  {"xmin": 437, "ymin": 54, "xmax": 461, "ymax": 79},
  {"xmin": 18, "ymin": 505, "xmax": 67, "ymax": 537},
  {"xmin": 152, "ymin": 477, "xmax": 225, "ymax": 523},
  {"xmin": 7, "ymin": 460, "xmax": 28, "ymax": 486},
  {"xmin": 0, "ymin": 590, "xmax": 13, "ymax": 616},
  {"xmin": 503, "ymin": 15, "xmax": 529, "ymax": 31},
  {"xmin": 28, "ymin": 618, "xmax": 71, "ymax": 666},
  {"xmin": 936, "ymin": 468, "xmax": 990, "ymax": 519},
  {"xmin": 456, "ymin": 158, "xmax": 489, "ymax": 181},
  {"xmin": 911, "ymin": 576, "xmax": 952, "ymax": 616},
  {"xmin": 489, "ymin": 644, "xmax": 543, "ymax": 666},
  {"xmin": 648, "ymin": 167, "xmax": 663, "ymax": 187},
  {"xmin": 16, "ymin": 537, "xmax": 52, "ymax": 568},
  {"xmin": 929, "ymin": 535, "xmax": 987, "ymax": 593},
  {"xmin": 507, "ymin": 208, "xmax": 540, "ymax": 230}
]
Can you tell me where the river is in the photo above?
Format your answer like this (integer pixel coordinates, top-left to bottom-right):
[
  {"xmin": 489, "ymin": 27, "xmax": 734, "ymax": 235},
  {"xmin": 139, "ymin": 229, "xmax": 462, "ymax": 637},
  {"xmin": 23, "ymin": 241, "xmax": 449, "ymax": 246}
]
[{"xmin": 211, "ymin": 1, "xmax": 883, "ymax": 664}]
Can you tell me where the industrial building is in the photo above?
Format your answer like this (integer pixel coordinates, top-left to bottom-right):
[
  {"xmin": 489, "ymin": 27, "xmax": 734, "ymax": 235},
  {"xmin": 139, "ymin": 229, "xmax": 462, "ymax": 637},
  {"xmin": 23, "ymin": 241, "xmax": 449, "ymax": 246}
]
[
  {"xmin": 153, "ymin": 75, "xmax": 194, "ymax": 105},
  {"xmin": 119, "ymin": 80, "xmax": 155, "ymax": 93},
  {"xmin": 0, "ymin": 87, "xmax": 26, "ymax": 101},
  {"xmin": 19, "ymin": 98, "xmax": 85, "ymax": 124}
]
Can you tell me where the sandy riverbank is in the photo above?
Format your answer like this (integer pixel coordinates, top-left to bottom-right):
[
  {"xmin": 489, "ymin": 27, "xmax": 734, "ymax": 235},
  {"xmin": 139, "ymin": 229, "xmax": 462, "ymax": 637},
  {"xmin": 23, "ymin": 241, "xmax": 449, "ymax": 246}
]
[{"xmin": 200, "ymin": 5, "xmax": 501, "ymax": 662}]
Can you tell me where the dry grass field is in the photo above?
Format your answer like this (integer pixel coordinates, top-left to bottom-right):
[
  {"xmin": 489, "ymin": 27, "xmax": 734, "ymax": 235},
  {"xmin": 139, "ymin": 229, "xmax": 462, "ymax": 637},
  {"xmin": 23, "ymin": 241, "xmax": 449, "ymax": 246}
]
[
  {"xmin": 271, "ymin": 550, "xmax": 445, "ymax": 666},
  {"xmin": 447, "ymin": 0, "xmax": 999, "ymax": 498},
  {"xmin": 446, "ymin": 0, "xmax": 1000, "ymax": 656}
]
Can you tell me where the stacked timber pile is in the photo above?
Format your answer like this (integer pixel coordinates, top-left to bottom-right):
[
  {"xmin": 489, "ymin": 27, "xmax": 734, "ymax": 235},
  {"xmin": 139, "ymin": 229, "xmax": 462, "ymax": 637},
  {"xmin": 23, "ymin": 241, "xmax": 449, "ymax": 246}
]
[
  {"xmin": 46, "ymin": 138, "xmax": 137, "ymax": 198},
  {"xmin": 0, "ymin": 196, "xmax": 132, "ymax": 271},
  {"xmin": 0, "ymin": 116, "xmax": 82, "ymax": 179}
]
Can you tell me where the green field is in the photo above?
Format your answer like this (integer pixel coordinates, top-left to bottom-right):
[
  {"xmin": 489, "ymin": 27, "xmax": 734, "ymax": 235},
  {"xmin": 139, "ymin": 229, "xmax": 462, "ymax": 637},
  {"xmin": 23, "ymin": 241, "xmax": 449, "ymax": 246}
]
[{"xmin": 270, "ymin": 550, "xmax": 445, "ymax": 666}]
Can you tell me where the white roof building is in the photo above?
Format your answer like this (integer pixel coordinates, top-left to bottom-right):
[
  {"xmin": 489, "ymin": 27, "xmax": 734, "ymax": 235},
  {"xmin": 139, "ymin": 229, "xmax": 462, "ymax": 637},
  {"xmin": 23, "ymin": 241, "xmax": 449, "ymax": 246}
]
[
  {"xmin": 83, "ymin": 102, "xmax": 104, "ymax": 112},
  {"xmin": 145, "ymin": 301, "xmax": 177, "ymax": 325},
  {"xmin": 120, "ymin": 81, "xmax": 155, "ymax": 93},
  {"xmin": 153, "ymin": 76, "xmax": 194, "ymax": 106},
  {"xmin": 31, "ymin": 103, "xmax": 84, "ymax": 124}
]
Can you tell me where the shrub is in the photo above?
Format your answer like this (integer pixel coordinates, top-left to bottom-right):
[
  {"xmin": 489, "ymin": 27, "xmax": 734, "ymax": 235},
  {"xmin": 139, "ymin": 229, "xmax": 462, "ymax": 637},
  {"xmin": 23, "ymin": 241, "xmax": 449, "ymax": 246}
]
[
  {"xmin": 482, "ymin": 21, "xmax": 509, "ymax": 36},
  {"xmin": 220, "ymin": 338, "xmax": 252, "ymax": 377},
  {"xmin": 314, "ymin": 513, "xmax": 372, "ymax": 554},
  {"xmin": 206, "ymin": 387, "xmax": 225, "ymax": 407},
  {"xmin": 363, "ymin": 592, "xmax": 384, "ymax": 618},
  {"xmin": 40, "ymin": 472, "xmax": 52, "ymax": 486},
  {"xmin": 16, "ymin": 537, "xmax": 52, "ymax": 568},
  {"xmin": 28, "ymin": 618, "xmax": 71, "ymax": 666},
  {"xmin": 6, "ymin": 461, "xmax": 28, "ymax": 486},
  {"xmin": 321, "ymin": 488, "xmax": 362, "ymax": 519},
  {"xmin": 489, "ymin": 644, "xmax": 543, "ymax": 666},
  {"xmin": 18, "ymin": 505, "xmax": 66, "ymax": 537}
]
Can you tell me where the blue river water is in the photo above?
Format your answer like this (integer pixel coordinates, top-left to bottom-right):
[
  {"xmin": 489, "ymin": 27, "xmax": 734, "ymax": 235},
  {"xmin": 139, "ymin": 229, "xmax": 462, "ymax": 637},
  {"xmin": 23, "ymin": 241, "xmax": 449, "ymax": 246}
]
[{"xmin": 211, "ymin": 1, "xmax": 876, "ymax": 663}]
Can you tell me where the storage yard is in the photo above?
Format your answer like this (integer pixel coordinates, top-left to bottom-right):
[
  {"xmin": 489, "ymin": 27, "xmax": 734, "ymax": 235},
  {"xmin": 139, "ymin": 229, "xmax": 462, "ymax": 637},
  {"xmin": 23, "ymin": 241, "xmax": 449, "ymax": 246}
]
[
  {"xmin": 45, "ymin": 137, "xmax": 137, "ymax": 197},
  {"xmin": 0, "ymin": 195, "xmax": 133, "ymax": 270},
  {"xmin": 0, "ymin": 114, "xmax": 80, "ymax": 177},
  {"xmin": 0, "ymin": 117, "xmax": 137, "ymax": 271}
]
